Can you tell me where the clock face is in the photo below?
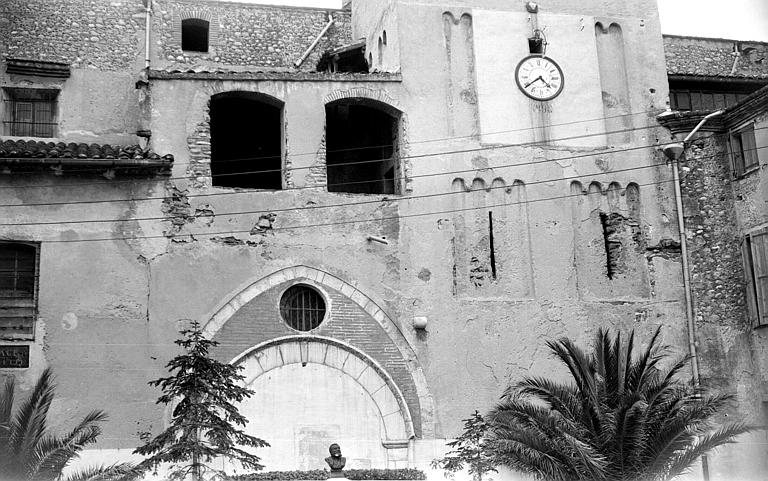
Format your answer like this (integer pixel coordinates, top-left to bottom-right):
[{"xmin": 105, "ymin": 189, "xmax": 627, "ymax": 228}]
[{"xmin": 515, "ymin": 55, "xmax": 564, "ymax": 101}]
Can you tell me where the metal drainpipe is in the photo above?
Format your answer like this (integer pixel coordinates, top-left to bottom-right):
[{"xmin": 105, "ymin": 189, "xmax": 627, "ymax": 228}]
[
  {"xmin": 294, "ymin": 12, "xmax": 334, "ymax": 68},
  {"xmin": 669, "ymin": 109, "xmax": 724, "ymax": 481},
  {"xmin": 144, "ymin": 0, "xmax": 153, "ymax": 70}
]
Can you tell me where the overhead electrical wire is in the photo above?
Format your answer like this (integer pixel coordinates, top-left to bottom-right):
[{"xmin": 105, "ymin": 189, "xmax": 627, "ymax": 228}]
[
  {"xmin": 10, "ymin": 142, "xmax": 768, "ymax": 228},
  {"xmin": 0, "ymin": 107, "xmax": 663, "ymax": 182},
  {"xmin": 2, "ymin": 126, "xmax": 757, "ymax": 210},
  {"xmin": 0, "ymin": 177, "xmax": 705, "ymax": 245}
]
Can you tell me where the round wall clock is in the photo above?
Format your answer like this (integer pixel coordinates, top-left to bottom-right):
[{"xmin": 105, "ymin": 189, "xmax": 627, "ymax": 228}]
[{"xmin": 515, "ymin": 55, "xmax": 564, "ymax": 101}]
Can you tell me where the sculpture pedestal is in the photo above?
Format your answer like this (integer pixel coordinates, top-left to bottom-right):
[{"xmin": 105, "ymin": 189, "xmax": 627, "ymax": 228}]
[{"xmin": 328, "ymin": 473, "xmax": 347, "ymax": 479}]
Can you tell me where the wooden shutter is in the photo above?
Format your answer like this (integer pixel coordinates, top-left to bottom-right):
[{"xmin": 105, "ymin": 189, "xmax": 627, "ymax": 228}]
[
  {"xmin": 742, "ymin": 124, "xmax": 758, "ymax": 171},
  {"xmin": 731, "ymin": 133, "xmax": 745, "ymax": 177},
  {"xmin": 741, "ymin": 237, "xmax": 759, "ymax": 326},
  {"xmin": 749, "ymin": 229, "xmax": 768, "ymax": 326}
]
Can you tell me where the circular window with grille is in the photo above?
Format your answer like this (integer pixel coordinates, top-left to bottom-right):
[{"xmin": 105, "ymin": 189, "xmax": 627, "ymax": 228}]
[{"xmin": 280, "ymin": 284, "xmax": 326, "ymax": 331}]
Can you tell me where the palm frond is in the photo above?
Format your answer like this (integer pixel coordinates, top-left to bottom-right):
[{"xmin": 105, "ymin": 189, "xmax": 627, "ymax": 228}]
[
  {"xmin": 485, "ymin": 327, "xmax": 748, "ymax": 481},
  {"xmin": 9, "ymin": 367, "xmax": 55, "ymax": 460},
  {"xmin": 664, "ymin": 423, "xmax": 752, "ymax": 480},
  {"xmin": 62, "ymin": 462, "xmax": 139, "ymax": 481}
]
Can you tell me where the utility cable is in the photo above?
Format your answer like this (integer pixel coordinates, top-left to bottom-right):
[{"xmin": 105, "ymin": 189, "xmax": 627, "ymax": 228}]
[
  {"xmin": 0, "ymin": 134, "xmax": 761, "ymax": 212},
  {"xmin": 0, "ymin": 119, "xmax": 669, "ymax": 179},
  {"xmin": 3, "ymin": 176, "xmax": 681, "ymax": 244},
  {"xmin": 0, "ymin": 131, "xmax": 730, "ymax": 209},
  {"xmin": 0, "ymin": 160, "xmax": 700, "ymax": 227},
  {"xmin": 0, "ymin": 108, "xmax": 663, "ymax": 181}
]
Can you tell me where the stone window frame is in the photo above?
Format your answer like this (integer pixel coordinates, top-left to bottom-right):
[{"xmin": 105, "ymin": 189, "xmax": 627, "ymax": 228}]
[
  {"xmin": 742, "ymin": 225, "xmax": 768, "ymax": 328},
  {"xmin": 2, "ymin": 87, "xmax": 60, "ymax": 138},
  {"xmin": 173, "ymin": 9, "xmax": 220, "ymax": 55},
  {"xmin": 0, "ymin": 241, "xmax": 40, "ymax": 341},
  {"xmin": 729, "ymin": 121, "xmax": 759, "ymax": 178},
  {"xmin": 277, "ymin": 280, "xmax": 332, "ymax": 333}
]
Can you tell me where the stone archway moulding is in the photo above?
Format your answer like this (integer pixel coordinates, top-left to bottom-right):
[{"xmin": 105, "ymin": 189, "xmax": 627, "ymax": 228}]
[
  {"xmin": 201, "ymin": 265, "xmax": 436, "ymax": 437},
  {"xmin": 233, "ymin": 335, "xmax": 414, "ymax": 440},
  {"xmin": 323, "ymin": 88, "xmax": 403, "ymax": 112}
]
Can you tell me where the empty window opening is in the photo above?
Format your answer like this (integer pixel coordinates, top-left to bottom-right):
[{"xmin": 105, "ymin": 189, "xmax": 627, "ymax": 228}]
[
  {"xmin": 0, "ymin": 242, "xmax": 38, "ymax": 339},
  {"xmin": 325, "ymin": 100, "xmax": 400, "ymax": 194},
  {"xmin": 488, "ymin": 211, "xmax": 497, "ymax": 280},
  {"xmin": 210, "ymin": 92, "xmax": 282, "ymax": 189},
  {"xmin": 182, "ymin": 18, "xmax": 210, "ymax": 52},
  {"xmin": 280, "ymin": 284, "xmax": 326, "ymax": 331},
  {"xmin": 382, "ymin": 30, "xmax": 388, "ymax": 45},
  {"xmin": 316, "ymin": 41, "xmax": 368, "ymax": 73},
  {"xmin": 3, "ymin": 88, "xmax": 58, "ymax": 138}
]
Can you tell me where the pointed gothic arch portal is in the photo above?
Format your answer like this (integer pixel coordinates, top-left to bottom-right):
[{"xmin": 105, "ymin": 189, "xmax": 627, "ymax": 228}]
[{"xmin": 231, "ymin": 336, "xmax": 413, "ymax": 470}]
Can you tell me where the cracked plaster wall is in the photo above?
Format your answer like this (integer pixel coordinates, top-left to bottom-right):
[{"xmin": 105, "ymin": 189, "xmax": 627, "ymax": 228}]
[{"xmin": 5, "ymin": 0, "xmax": 766, "ymax": 478}]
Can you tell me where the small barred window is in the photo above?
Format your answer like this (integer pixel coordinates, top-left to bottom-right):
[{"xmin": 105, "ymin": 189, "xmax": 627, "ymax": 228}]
[{"xmin": 280, "ymin": 285, "xmax": 326, "ymax": 331}]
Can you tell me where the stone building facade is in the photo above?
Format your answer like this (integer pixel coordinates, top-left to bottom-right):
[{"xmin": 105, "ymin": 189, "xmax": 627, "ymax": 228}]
[
  {"xmin": 0, "ymin": 0, "xmax": 766, "ymax": 479},
  {"xmin": 658, "ymin": 84, "xmax": 768, "ymax": 481}
]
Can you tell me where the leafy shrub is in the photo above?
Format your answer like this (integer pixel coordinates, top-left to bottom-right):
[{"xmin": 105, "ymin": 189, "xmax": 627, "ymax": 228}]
[{"xmin": 229, "ymin": 468, "xmax": 426, "ymax": 481}]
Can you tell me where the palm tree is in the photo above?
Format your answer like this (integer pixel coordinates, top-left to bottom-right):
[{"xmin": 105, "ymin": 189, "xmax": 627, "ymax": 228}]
[
  {"xmin": 486, "ymin": 327, "xmax": 750, "ymax": 481},
  {"xmin": 0, "ymin": 368, "xmax": 136, "ymax": 481}
]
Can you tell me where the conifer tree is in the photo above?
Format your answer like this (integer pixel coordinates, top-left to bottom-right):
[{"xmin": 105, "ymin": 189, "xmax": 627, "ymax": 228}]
[
  {"xmin": 432, "ymin": 410, "xmax": 497, "ymax": 481},
  {"xmin": 134, "ymin": 320, "xmax": 268, "ymax": 481}
]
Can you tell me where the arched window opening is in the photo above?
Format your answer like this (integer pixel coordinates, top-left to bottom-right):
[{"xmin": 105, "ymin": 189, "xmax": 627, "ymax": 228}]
[
  {"xmin": 182, "ymin": 18, "xmax": 210, "ymax": 52},
  {"xmin": 325, "ymin": 100, "xmax": 400, "ymax": 195},
  {"xmin": 210, "ymin": 93, "xmax": 283, "ymax": 189}
]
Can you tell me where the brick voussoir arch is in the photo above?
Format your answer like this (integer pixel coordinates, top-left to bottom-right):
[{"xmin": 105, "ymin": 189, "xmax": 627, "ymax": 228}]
[
  {"xmin": 323, "ymin": 88, "xmax": 403, "ymax": 112},
  {"xmin": 201, "ymin": 265, "xmax": 436, "ymax": 437},
  {"xmin": 231, "ymin": 335, "xmax": 415, "ymax": 440}
]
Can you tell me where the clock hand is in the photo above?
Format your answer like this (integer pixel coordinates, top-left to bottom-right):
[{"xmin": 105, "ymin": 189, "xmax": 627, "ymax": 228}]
[{"xmin": 524, "ymin": 76, "xmax": 544, "ymax": 88}]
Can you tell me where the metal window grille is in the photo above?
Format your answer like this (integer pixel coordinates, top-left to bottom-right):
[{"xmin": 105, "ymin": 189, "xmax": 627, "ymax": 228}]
[
  {"xmin": 3, "ymin": 88, "xmax": 58, "ymax": 138},
  {"xmin": 280, "ymin": 285, "xmax": 326, "ymax": 331},
  {"xmin": 0, "ymin": 243, "xmax": 38, "ymax": 338}
]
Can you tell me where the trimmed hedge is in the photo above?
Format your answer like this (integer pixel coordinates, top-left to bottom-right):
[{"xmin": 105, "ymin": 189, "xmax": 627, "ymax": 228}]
[{"xmin": 229, "ymin": 468, "xmax": 426, "ymax": 481}]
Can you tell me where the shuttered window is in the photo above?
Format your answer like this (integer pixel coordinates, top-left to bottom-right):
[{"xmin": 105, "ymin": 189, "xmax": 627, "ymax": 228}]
[
  {"xmin": 742, "ymin": 229, "xmax": 768, "ymax": 327},
  {"xmin": 730, "ymin": 123, "xmax": 759, "ymax": 178},
  {"xmin": 0, "ymin": 242, "xmax": 39, "ymax": 339}
]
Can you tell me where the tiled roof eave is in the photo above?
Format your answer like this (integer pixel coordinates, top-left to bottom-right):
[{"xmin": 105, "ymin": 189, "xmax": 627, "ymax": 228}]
[
  {"xmin": 147, "ymin": 69, "xmax": 402, "ymax": 82},
  {"xmin": 0, "ymin": 139, "xmax": 174, "ymax": 177},
  {"xmin": 667, "ymin": 73, "xmax": 768, "ymax": 82},
  {"xmin": 0, "ymin": 157, "xmax": 173, "ymax": 176}
]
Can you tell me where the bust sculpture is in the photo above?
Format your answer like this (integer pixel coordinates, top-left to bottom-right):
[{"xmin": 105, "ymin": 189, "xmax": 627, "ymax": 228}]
[{"xmin": 325, "ymin": 443, "xmax": 346, "ymax": 477}]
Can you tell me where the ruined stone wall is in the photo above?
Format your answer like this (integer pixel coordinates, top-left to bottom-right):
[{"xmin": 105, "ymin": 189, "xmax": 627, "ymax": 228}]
[
  {"xmin": 664, "ymin": 35, "xmax": 768, "ymax": 79},
  {"xmin": 154, "ymin": 0, "xmax": 351, "ymax": 69},
  {"xmin": 0, "ymin": 0, "xmax": 352, "ymax": 72},
  {"xmin": 0, "ymin": 0, "xmax": 145, "ymax": 70},
  {"xmin": 678, "ymin": 133, "xmax": 764, "ymax": 416}
]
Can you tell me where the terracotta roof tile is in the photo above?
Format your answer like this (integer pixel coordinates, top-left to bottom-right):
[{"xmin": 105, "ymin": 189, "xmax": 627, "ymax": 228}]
[{"xmin": 0, "ymin": 139, "xmax": 173, "ymax": 175}]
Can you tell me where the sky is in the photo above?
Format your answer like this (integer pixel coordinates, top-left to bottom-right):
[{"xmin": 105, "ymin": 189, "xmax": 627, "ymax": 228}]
[
  {"xmin": 227, "ymin": 0, "xmax": 768, "ymax": 42},
  {"xmin": 657, "ymin": 0, "xmax": 768, "ymax": 41}
]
